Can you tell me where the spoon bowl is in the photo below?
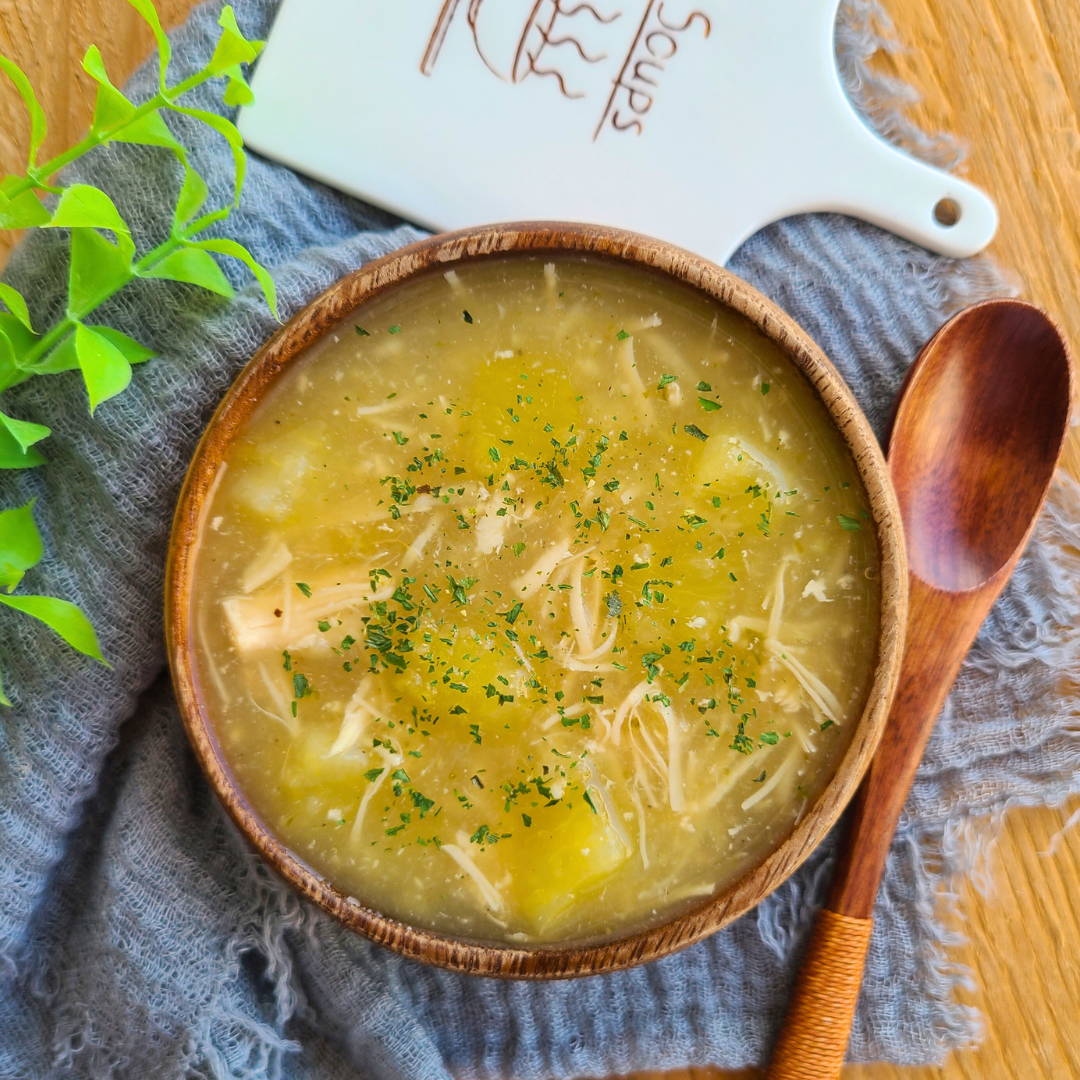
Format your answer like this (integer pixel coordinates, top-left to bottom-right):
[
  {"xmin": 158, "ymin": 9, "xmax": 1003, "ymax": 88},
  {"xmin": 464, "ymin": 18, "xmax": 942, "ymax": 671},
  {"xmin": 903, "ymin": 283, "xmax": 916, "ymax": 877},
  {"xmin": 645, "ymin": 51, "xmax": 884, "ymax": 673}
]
[{"xmin": 890, "ymin": 299, "xmax": 1072, "ymax": 590}]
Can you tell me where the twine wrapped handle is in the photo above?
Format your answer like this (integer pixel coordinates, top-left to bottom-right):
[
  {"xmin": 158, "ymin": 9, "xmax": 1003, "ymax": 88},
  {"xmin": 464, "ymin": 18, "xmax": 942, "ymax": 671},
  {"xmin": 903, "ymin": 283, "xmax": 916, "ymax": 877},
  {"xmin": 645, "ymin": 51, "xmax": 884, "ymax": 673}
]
[{"xmin": 765, "ymin": 907, "xmax": 874, "ymax": 1080}]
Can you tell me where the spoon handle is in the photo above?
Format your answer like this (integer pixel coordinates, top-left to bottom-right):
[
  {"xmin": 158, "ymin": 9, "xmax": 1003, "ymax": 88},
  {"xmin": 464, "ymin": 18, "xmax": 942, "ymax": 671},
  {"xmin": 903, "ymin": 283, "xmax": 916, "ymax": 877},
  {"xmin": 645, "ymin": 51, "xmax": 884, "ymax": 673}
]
[{"xmin": 765, "ymin": 573, "xmax": 998, "ymax": 1079}]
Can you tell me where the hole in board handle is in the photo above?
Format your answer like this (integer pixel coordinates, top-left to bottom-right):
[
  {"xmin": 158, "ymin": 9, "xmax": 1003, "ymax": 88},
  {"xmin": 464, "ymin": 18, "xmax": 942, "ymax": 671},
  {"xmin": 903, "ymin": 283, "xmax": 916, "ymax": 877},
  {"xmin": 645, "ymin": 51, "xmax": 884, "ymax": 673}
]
[{"xmin": 934, "ymin": 198, "xmax": 961, "ymax": 227}]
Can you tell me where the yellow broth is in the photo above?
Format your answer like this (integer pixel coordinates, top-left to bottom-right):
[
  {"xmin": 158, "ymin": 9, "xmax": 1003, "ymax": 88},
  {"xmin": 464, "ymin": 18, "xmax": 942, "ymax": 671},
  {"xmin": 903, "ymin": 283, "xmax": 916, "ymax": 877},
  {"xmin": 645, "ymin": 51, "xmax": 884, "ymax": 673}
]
[{"xmin": 191, "ymin": 255, "xmax": 880, "ymax": 945}]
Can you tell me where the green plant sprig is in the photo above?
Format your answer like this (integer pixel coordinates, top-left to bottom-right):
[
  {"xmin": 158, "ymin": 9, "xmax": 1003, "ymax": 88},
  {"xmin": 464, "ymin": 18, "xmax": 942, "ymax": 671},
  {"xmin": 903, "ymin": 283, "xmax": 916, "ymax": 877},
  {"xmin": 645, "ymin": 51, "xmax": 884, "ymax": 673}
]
[{"xmin": 0, "ymin": 0, "xmax": 276, "ymax": 696}]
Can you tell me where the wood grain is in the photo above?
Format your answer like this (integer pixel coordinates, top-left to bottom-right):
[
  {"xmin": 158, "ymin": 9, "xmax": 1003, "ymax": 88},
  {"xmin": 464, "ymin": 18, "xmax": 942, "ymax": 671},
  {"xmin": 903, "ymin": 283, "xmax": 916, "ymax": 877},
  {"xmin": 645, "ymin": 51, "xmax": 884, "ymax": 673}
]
[
  {"xmin": 1, "ymin": 0, "xmax": 1079, "ymax": 1075},
  {"xmin": 0, "ymin": 0, "xmax": 193, "ymax": 264}
]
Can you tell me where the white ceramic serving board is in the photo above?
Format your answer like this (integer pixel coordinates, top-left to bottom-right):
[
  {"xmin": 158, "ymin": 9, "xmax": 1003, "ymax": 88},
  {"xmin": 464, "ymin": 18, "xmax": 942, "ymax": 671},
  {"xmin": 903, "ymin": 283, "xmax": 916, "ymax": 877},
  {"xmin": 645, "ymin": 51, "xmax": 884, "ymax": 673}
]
[{"xmin": 238, "ymin": 0, "xmax": 997, "ymax": 263}]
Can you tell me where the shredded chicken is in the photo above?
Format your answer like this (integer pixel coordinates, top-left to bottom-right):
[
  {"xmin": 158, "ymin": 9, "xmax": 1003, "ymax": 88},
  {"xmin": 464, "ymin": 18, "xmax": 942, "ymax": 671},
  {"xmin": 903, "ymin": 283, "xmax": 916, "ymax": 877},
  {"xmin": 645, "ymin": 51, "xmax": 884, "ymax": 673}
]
[
  {"xmin": 737, "ymin": 438, "xmax": 789, "ymax": 494},
  {"xmin": 630, "ymin": 785, "xmax": 650, "ymax": 869},
  {"xmin": 442, "ymin": 838, "xmax": 506, "ymax": 913},
  {"xmin": 609, "ymin": 680, "xmax": 651, "ymax": 746},
  {"xmin": 254, "ymin": 661, "xmax": 296, "ymax": 735},
  {"xmin": 513, "ymin": 541, "xmax": 573, "ymax": 596},
  {"xmin": 616, "ymin": 335, "xmax": 652, "ymax": 418},
  {"xmin": 240, "ymin": 536, "xmax": 293, "ymax": 594},
  {"xmin": 565, "ymin": 557, "xmax": 594, "ymax": 655},
  {"xmin": 692, "ymin": 744, "xmax": 776, "ymax": 812},
  {"xmin": 223, "ymin": 577, "xmax": 393, "ymax": 653},
  {"xmin": 773, "ymin": 650, "xmax": 842, "ymax": 725},
  {"xmin": 327, "ymin": 678, "xmax": 377, "ymax": 757},
  {"xmin": 654, "ymin": 699, "xmax": 687, "ymax": 812},
  {"xmin": 741, "ymin": 752, "xmax": 798, "ymax": 812},
  {"xmin": 350, "ymin": 745, "xmax": 398, "ymax": 844}
]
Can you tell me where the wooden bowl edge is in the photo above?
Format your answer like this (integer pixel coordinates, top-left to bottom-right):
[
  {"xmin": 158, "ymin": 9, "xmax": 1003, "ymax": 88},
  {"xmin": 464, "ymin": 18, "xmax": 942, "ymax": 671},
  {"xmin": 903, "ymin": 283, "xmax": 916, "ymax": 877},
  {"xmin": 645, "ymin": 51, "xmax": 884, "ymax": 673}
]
[{"xmin": 165, "ymin": 221, "xmax": 908, "ymax": 979}]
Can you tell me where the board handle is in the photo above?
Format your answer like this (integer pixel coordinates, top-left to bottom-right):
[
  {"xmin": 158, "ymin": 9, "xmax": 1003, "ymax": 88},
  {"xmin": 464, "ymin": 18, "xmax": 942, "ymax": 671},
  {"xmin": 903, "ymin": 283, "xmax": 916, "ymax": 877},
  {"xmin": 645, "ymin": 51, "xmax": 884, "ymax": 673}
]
[
  {"xmin": 837, "ymin": 133, "xmax": 998, "ymax": 260},
  {"xmin": 764, "ymin": 907, "xmax": 874, "ymax": 1080}
]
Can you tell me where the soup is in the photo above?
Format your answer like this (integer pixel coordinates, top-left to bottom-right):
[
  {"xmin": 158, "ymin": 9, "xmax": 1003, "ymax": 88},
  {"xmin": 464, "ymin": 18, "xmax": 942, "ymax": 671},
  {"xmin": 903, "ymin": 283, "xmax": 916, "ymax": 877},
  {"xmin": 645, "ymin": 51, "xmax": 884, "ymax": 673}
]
[{"xmin": 191, "ymin": 254, "xmax": 880, "ymax": 945}]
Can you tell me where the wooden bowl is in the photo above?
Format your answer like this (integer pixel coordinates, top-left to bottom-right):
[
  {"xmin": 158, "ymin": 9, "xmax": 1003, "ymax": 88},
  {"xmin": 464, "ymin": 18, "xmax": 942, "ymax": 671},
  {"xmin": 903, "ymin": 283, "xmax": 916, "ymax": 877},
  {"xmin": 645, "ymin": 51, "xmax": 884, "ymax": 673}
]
[{"xmin": 166, "ymin": 222, "xmax": 907, "ymax": 979}]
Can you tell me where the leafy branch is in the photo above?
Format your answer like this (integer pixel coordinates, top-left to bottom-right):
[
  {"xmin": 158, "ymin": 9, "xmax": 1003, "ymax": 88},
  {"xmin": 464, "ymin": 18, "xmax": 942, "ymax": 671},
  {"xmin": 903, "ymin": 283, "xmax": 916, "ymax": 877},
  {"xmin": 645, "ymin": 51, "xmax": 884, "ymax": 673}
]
[{"xmin": 0, "ymin": 0, "xmax": 275, "ymax": 696}]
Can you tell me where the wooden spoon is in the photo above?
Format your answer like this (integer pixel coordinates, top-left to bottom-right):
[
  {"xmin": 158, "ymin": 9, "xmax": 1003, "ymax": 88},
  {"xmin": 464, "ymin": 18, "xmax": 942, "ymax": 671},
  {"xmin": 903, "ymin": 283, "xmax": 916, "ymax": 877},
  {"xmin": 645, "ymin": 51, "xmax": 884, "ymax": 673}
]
[{"xmin": 765, "ymin": 299, "xmax": 1072, "ymax": 1079}]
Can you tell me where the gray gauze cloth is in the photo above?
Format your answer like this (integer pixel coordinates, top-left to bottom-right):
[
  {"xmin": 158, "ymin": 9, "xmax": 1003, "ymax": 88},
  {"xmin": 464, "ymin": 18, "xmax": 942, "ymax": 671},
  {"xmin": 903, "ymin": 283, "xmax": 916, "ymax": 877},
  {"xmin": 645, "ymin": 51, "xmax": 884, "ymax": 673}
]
[{"xmin": 3, "ymin": 1, "xmax": 1080, "ymax": 1077}]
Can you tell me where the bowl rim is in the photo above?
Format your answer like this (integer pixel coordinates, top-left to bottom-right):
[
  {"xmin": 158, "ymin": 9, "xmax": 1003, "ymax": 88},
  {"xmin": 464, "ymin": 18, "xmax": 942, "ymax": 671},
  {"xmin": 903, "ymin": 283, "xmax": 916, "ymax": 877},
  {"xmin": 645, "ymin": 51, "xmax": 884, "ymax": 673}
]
[{"xmin": 165, "ymin": 221, "xmax": 907, "ymax": 979}]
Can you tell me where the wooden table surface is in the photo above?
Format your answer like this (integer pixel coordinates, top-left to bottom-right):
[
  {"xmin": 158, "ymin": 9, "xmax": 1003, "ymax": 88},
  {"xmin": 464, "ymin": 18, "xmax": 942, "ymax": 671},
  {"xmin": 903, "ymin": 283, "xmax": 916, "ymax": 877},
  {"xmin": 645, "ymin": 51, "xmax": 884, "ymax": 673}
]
[{"xmin": 1, "ymin": 2, "xmax": 1078, "ymax": 1078}]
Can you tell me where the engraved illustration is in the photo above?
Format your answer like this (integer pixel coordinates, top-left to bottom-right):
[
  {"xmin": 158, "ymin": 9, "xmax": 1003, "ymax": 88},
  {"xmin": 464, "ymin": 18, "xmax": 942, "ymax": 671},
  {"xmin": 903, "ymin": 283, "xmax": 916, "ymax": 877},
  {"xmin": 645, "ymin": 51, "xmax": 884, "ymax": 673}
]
[
  {"xmin": 512, "ymin": 2, "xmax": 621, "ymax": 99},
  {"xmin": 421, "ymin": 0, "xmax": 710, "ymax": 138},
  {"xmin": 423, "ymin": 0, "xmax": 621, "ymax": 96}
]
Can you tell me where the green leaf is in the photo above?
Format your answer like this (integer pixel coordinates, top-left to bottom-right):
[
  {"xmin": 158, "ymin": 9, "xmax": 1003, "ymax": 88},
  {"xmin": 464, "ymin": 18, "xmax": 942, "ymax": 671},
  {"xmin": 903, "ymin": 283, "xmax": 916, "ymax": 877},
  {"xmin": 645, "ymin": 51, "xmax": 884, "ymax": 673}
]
[
  {"xmin": 0, "ymin": 319, "xmax": 33, "ymax": 392},
  {"xmin": 186, "ymin": 237, "xmax": 276, "ymax": 317},
  {"xmin": 0, "ymin": 312, "xmax": 34, "ymax": 357},
  {"xmin": 33, "ymin": 333, "xmax": 78, "ymax": 375},
  {"xmin": 73, "ymin": 323, "xmax": 132, "ymax": 413},
  {"xmin": 0, "ymin": 664, "xmax": 10, "ymax": 706},
  {"xmin": 142, "ymin": 246, "xmax": 234, "ymax": 298},
  {"xmin": 0, "ymin": 499, "xmax": 43, "ymax": 590},
  {"xmin": 125, "ymin": 0, "xmax": 171, "ymax": 90},
  {"xmin": 111, "ymin": 110, "xmax": 186, "ymax": 161},
  {"xmin": 222, "ymin": 65, "xmax": 255, "ymax": 107},
  {"xmin": 0, "ymin": 593, "xmax": 106, "ymax": 663},
  {"xmin": 82, "ymin": 45, "xmax": 137, "ymax": 133},
  {"xmin": 0, "ymin": 188, "xmax": 50, "ymax": 229},
  {"xmin": 47, "ymin": 185, "xmax": 130, "ymax": 235},
  {"xmin": 207, "ymin": 7, "xmax": 263, "ymax": 74},
  {"xmin": 88, "ymin": 326, "xmax": 155, "ymax": 365},
  {"xmin": 168, "ymin": 106, "xmax": 245, "ymax": 203},
  {"xmin": 0, "ymin": 413, "xmax": 49, "ymax": 454},
  {"xmin": 174, "ymin": 166, "xmax": 209, "ymax": 227},
  {"xmin": 0, "ymin": 283, "xmax": 31, "ymax": 331},
  {"xmin": 31, "ymin": 327, "xmax": 148, "ymax": 375},
  {"xmin": 0, "ymin": 326, "xmax": 13, "ymax": 376},
  {"xmin": 0, "ymin": 424, "xmax": 45, "ymax": 469},
  {"xmin": 68, "ymin": 227, "xmax": 134, "ymax": 313},
  {"xmin": 0, "ymin": 56, "xmax": 46, "ymax": 166},
  {"xmin": 80, "ymin": 44, "xmax": 113, "ymax": 85}
]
